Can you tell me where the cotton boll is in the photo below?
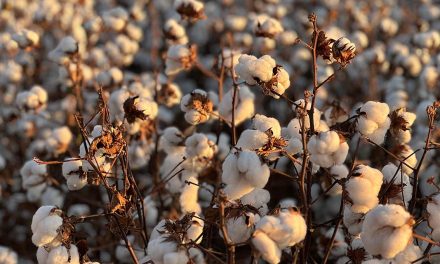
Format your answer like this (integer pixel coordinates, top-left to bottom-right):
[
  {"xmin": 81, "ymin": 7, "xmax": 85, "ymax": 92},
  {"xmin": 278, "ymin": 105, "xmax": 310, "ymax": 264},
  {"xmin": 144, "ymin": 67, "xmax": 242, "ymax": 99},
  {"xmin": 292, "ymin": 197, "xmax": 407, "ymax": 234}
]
[
  {"xmin": 381, "ymin": 163, "xmax": 412, "ymax": 206},
  {"xmin": 252, "ymin": 114, "xmax": 281, "ymax": 138},
  {"xmin": 252, "ymin": 230, "xmax": 281, "ymax": 264},
  {"xmin": 102, "ymin": 7, "xmax": 128, "ymax": 31},
  {"xmin": 394, "ymin": 145, "xmax": 417, "ymax": 175},
  {"xmin": 386, "ymin": 90, "xmax": 408, "ymax": 111},
  {"xmin": 31, "ymin": 206, "xmax": 63, "ymax": 247},
  {"xmin": 345, "ymin": 165, "xmax": 383, "ymax": 213},
  {"xmin": 241, "ymin": 188, "xmax": 270, "ymax": 215},
  {"xmin": 392, "ymin": 243, "xmax": 422, "ymax": 264},
  {"xmin": 222, "ymin": 150, "xmax": 270, "ymax": 200},
  {"xmin": 0, "ymin": 246, "xmax": 17, "ymax": 264},
  {"xmin": 185, "ymin": 133, "xmax": 215, "ymax": 160},
  {"xmin": 236, "ymin": 129, "xmax": 269, "ymax": 150},
  {"xmin": 308, "ymin": 131, "xmax": 348, "ymax": 168},
  {"xmin": 293, "ymin": 99, "xmax": 322, "ymax": 131},
  {"xmin": 20, "ymin": 160, "xmax": 47, "ymax": 201},
  {"xmin": 362, "ymin": 204, "xmax": 414, "ymax": 259},
  {"xmin": 143, "ymin": 196, "xmax": 158, "ymax": 227},
  {"xmin": 41, "ymin": 187, "xmax": 64, "ymax": 208},
  {"xmin": 357, "ymin": 101, "xmax": 391, "ymax": 145},
  {"xmin": 16, "ymin": 85, "xmax": 48, "ymax": 112},
  {"xmin": 12, "ymin": 29, "xmax": 39, "ymax": 48},
  {"xmin": 165, "ymin": 44, "xmax": 195, "ymax": 75},
  {"xmin": 254, "ymin": 17, "xmax": 284, "ymax": 38},
  {"xmin": 180, "ymin": 89, "xmax": 214, "ymax": 125},
  {"xmin": 185, "ymin": 216, "xmax": 204, "ymax": 244},
  {"xmin": 164, "ymin": 19, "xmax": 188, "ymax": 45},
  {"xmin": 48, "ymin": 36, "xmax": 78, "ymax": 65},
  {"xmin": 327, "ymin": 165, "xmax": 349, "ymax": 195},
  {"xmin": 318, "ymin": 228, "xmax": 347, "ymax": 259},
  {"xmin": 180, "ymin": 176, "xmax": 201, "ymax": 214},
  {"xmin": 222, "ymin": 211, "xmax": 260, "ymax": 244},
  {"xmin": 174, "ymin": 0, "xmax": 205, "ymax": 21},
  {"xmin": 159, "ymin": 127, "xmax": 184, "ymax": 154},
  {"xmin": 343, "ymin": 205, "xmax": 364, "ymax": 235},
  {"xmin": 44, "ymin": 245, "xmax": 80, "ymax": 264},
  {"xmin": 401, "ymin": 55, "xmax": 422, "ymax": 78},
  {"xmin": 218, "ymin": 85, "xmax": 255, "ymax": 126},
  {"xmin": 380, "ymin": 18, "xmax": 399, "ymax": 37},
  {"xmin": 427, "ymin": 194, "xmax": 440, "ymax": 241},
  {"xmin": 62, "ymin": 158, "xmax": 87, "ymax": 191}
]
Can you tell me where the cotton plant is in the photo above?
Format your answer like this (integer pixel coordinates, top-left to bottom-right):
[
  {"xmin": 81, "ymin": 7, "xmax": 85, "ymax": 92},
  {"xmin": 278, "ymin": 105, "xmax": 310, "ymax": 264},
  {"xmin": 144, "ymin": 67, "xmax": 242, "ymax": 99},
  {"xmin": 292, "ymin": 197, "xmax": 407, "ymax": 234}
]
[
  {"xmin": 251, "ymin": 208, "xmax": 307, "ymax": 264},
  {"xmin": 235, "ymin": 54, "xmax": 290, "ymax": 99}
]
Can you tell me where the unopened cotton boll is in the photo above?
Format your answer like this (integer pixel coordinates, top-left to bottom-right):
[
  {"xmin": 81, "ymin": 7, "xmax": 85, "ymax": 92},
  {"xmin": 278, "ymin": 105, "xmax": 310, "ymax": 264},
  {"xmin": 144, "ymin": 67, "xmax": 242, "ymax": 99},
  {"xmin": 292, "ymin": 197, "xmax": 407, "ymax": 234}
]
[
  {"xmin": 361, "ymin": 204, "xmax": 414, "ymax": 259},
  {"xmin": 427, "ymin": 193, "xmax": 440, "ymax": 241},
  {"xmin": 31, "ymin": 206, "xmax": 63, "ymax": 247},
  {"xmin": 345, "ymin": 165, "xmax": 383, "ymax": 213},
  {"xmin": 0, "ymin": 246, "xmax": 17, "ymax": 264},
  {"xmin": 62, "ymin": 159, "xmax": 87, "ymax": 191},
  {"xmin": 48, "ymin": 36, "xmax": 78, "ymax": 65},
  {"xmin": 308, "ymin": 131, "xmax": 349, "ymax": 168},
  {"xmin": 357, "ymin": 101, "xmax": 391, "ymax": 145},
  {"xmin": 222, "ymin": 150, "xmax": 270, "ymax": 200}
]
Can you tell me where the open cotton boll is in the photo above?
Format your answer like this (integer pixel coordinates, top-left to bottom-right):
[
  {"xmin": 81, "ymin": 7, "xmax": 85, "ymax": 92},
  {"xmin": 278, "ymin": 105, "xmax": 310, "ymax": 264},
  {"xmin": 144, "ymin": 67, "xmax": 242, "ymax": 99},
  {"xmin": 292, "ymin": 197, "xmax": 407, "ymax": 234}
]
[
  {"xmin": 343, "ymin": 205, "xmax": 364, "ymax": 235},
  {"xmin": 252, "ymin": 114, "xmax": 282, "ymax": 138},
  {"xmin": 159, "ymin": 127, "xmax": 184, "ymax": 154},
  {"xmin": 39, "ymin": 245, "xmax": 80, "ymax": 264},
  {"xmin": 254, "ymin": 17, "xmax": 284, "ymax": 38},
  {"xmin": 41, "ymin": 187, "xmax": 64, "ymax": 208},
  {"xmin": 160, "ymin": 148, "xmax": 186, "ymax": 194},
  {"xmin": 345, "ymin": 165, "xmax": 383, "ymax": 213},
  {"xmin": 236, "ymin": 129, "xmax": 269, "ymax": 150},
  {"xmin": 326, "ymin": 165, "xmax": 349, "ymax": 195},
  {"xmin": 48, "ymin": 36, "xmax": 78, "ymax": 65},
  {"xmin": 174, "ymin": 0, "xmax": 205, "ymax": 21},
  {"xmin": 180, "ymin": 89, "xmax": 214, "ymax": 125},
  {"xmin": 222, "ymin": 210, "xmax": 260, "ymax": 243},
  {"xmin": 389, "ymin": 109, "xmax": 416, "ymax": 145},
  {"xmin": 308, "ymin": 131, "xmax": 348, "ymax": 168},
  {"xmin": 235, "ymin": 54, "xmax": 275, "ymax": 84},
  {"xmin": 427, "ymin": 194, "xmax": 440, "ymax": 241},
  {"xmin": 221, "ymin": 49, "xmax": 242, "ymax": 70},
  {"xmin": 0, "ymin": 246, "xmax": 17, "ymax": 264},
  {"xmin": 164, "ymin": 19, "xmax": 188, "ymax": 45},
  {"xmin": 357, "ymin": 101, "xmax": 391, "ymax": 145},
  {"xmin": 218, "ymin": 85, "xmax": 255, "ymax": 126},
  {"xmin": 185, "ymin": 133, "xmax": 216, "ymax": 160},
  {"xmin": 380, "ymin": 18, "xmax": 398, "ymax": 37},
  {"xmin": 143, "ymin": 196, "xmax": 158, "ymax": 227},
  {"xmin": 20, "ymin": 160, "xmax": 47, "ymax": 200},
  {"xmin": 293, "ymin": 99, "xmax": 322, "ymax": 131},
  {"xmin": 16, "ymin": 85, "xmax": 48, "ymax": 112},
  {"xmin": 381, "ymin": 163, "xmax": 412, "ymax": 206},
  {"xmin": 165, "ymin": 44, "xmax": 195, "ymax": 75},
  {"xmin": 317, "ymin": 228, "xmax": 347, "ymax": 258},
  {"xmin": 31, "ymin": 206, "xmax": 63, "ymax": 247},
  {"xmin": 180, "ymin": 176, "xmax": 201, "ymax": 214},
  {"xmin": 185, "ymin": 216, "xmax": 204, "ymax": 244},
  {"xmin": 222, "ymin": 150, "xmax": 270, "ymax": 200},
  {"xmin": 62, "ymin": 158, "xmax": 87, "ymax": 191},
  {"xmin": 241, "ymin": 188, "xmax": 270, "ymax": 215},
  {"xmin": 394, "ymin": 145, "xmax": 417, "ymax": 175},
  {"xmin": 392, "ymin": 243, "xmax": 422, "ymax": 264},
  {"xmin": 12, "ymin": 29, "xmax": 39, "ymax": 49},
  {"xmin": 252, "ymin": 230, "xmax": 281, "ymax": 264},
  {"xmin": 361, "ymin": 204, "xmax": 414, "ymax": 259},
  {"xmin": 102, "ymin": 7, "xmax": 128, "ymax": 31}
]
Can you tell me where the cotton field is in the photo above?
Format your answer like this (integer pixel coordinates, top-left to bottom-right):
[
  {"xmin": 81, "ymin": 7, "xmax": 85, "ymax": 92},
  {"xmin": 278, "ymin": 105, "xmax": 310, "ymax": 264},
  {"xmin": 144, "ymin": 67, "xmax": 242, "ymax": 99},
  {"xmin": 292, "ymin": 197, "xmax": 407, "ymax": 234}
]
[{"xmin": 0, "ymin": 0, "xmax": 439, "ymax": 263}]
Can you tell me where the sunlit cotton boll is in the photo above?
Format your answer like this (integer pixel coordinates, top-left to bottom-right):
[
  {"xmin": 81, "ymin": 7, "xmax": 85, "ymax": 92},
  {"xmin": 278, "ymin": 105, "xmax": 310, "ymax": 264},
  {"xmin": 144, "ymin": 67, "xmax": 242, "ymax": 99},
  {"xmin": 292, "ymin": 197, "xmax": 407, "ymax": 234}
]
[
  {"xmin": 180, "ymin": 89, "xmax": 215, "ymax": 125},
  {"xmin": 16, "ymin": 85, "xmax": 48, "ymax": 112},
  {"xmin": 307, "ymin": 131, "xmax": 349, "ymax": 168},
  {"xmin": 361, "ymin": 204, "xmax": 414, "ymax": 259},
  {"xmin": 31, "ymin": 206, "xmax": 63, "ymax": 247},
  {"xmin": 48, "ymin": 36, "xmax": 78, "ymax": 65},
  {"xmin": 345, "ymin": 165, "xmax": 383, "ymax": 213},
  {"xmin": 357, "ymin": 101, "xmax": 391, "ymax": 145},
  {"xmin": 222, "ymin": 150, "xmax": 270, "ymax": 200},
  {"xmin": 165, "ymin": 44, "xmax": 195, "ymax": 75},
  {"xmin": 0, "ymin": 246, "xmax": 17, "ymax": 264},
  {"xmin": 37, "ymin": 244, "xmax": 80, "ymax": 264},
  {"xmin": 20, "ymin": 160, "xmax": 48, "ymax": 202},
  {"xmin": 62, "ymin": 158, "xmax": 87, "ymax": 191}
]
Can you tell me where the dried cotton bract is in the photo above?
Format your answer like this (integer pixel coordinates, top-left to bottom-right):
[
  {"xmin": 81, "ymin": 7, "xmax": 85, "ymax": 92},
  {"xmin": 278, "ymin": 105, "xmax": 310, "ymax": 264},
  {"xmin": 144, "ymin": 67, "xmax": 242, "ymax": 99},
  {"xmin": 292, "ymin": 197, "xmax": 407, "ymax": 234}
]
[
  {"xmin": 235, "ymin": 54, "xmax": 290, "ymax": 98},
  {"xmin": 361, "ymin": 204, "xmax": 414, "ymax": 259}
]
